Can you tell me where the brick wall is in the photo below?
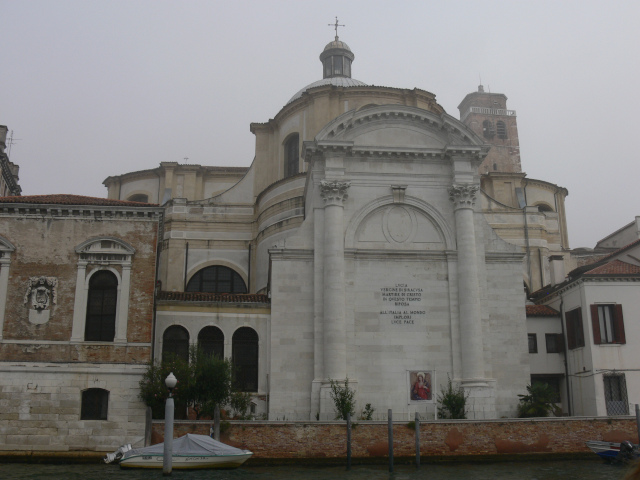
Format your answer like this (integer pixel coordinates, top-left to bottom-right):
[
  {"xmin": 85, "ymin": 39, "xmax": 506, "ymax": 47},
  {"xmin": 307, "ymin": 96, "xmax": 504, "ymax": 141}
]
[
  {"xmin": 0, "ymin": 214, "xmax": 158, "ymax": 363},
  {"xmin": 153, "ymin": 418, "xmax": 638, "ymax": 459}
]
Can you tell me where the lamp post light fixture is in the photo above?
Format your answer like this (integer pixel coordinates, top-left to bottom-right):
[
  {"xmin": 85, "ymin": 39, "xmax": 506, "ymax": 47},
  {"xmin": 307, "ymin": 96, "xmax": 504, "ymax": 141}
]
[{"xmin": 163, "ymin": 372, "xmax": 177, "ymax": 476}]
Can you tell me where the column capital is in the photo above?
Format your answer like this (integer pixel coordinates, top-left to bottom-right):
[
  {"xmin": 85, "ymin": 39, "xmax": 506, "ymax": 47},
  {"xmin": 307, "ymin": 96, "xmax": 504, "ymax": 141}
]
[
  {"xmin": 448, "ymin": 183, "xmax": 479, "ymax": 210},
  {"xmin": 320, "ymin": 180, "xmax": 351, "ymax": 206}
]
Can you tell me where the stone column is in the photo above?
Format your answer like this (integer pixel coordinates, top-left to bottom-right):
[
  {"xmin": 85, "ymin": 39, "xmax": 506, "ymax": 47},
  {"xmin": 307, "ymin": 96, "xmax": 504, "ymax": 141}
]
[
  {"xmin": 70, "ymin": 261, "xmax": 88, "ymax": 342},
  {"xmin": 0, "ymin": 255, "xmax": 11, "ymax": 341},
  {"xmin": 449, "ymin": 184, "xmax": 485, "ymax": 382},
  {"xmin": 320, "ymin": 180, "xmax": 350, "ymax": 381},
  {"xmin": 114, "ymin": 262, "xmax": 132, "ymax": 344}
]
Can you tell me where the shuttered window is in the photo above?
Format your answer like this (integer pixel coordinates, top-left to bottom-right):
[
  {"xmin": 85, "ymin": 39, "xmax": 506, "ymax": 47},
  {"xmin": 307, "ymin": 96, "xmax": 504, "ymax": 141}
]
[
  {"xmin": 565, "ymin": 308, "xmax": 584, "ymax": 350},
  {"xmin": 591, "ymin": 304, "xmax": 625, "ymax": 345}
]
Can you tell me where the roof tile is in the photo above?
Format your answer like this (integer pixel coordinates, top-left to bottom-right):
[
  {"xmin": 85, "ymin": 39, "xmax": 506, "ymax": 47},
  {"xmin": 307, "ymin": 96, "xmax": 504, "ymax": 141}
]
[
  {"xmin": 584, "ymin": 260, "xmax": 640, "ymax": 276},
  {"xmin": 0, "ymin": 194, "xmax": 158, "ymax": 207},
  {"xmin": 526, "ymin": 305, "xmax": 559, "ymax": 316},
  {"xmin": 158, "ymin": 291, "xmax": 270, "ymax": 304}
]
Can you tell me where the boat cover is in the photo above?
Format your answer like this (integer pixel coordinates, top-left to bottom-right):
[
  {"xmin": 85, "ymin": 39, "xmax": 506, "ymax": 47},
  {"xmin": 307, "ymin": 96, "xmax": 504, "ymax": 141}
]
[{"xmin": 122, "ymin": 434, "xmax": 248, "ymax": 460}]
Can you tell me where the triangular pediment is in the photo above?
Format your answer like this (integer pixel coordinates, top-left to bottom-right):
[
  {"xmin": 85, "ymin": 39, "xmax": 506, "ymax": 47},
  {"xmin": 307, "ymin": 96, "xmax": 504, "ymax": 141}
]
[{"xmin": 314, "ymin": 105, "xmax": 483, "ymax": 151}]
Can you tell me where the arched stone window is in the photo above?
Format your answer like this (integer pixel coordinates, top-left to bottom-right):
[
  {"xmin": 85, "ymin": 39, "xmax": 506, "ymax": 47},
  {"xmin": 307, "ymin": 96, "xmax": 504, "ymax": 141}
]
[
  {"xmin": 497, "ymin": 120, "xmax": 507, "ymax": 139},
  {"xmin": 85, "ymin": 271, "xmax": 118, "ymax": 341},
  {"xmin": 284, "ymin": 134, "xmax": 299, "ymax": 178},
  {"xmin": 163, "ymin": 325, "xmax": 190, "ymax": 363},
  {"xmin": 71, "ymin": 237, "xmax": 135, "ymax": 344},
  {"xmin": 186, "ymin": 266, "xmax": 247, "ymax": 294},
  {"xmin": 81, "ymin": 388, "xmax": 109, "ymax": 420},
  {"xmin": 482, "ymin": 120, "xmax": 495, "ymax": 138},
  {"xmin": 536, "ymin": 203, "xmax": 554, "ymax": 213},
  {"xmin": 127, "ymin": 194, "xmax": 149, "ymax": 203},
  {"xmin": 198, "ymin": 326, "xmax": 224, "ymax": 358},
  {"xmin": 232, "ymin": 327, "xmax": 258, "ymax": 392}
]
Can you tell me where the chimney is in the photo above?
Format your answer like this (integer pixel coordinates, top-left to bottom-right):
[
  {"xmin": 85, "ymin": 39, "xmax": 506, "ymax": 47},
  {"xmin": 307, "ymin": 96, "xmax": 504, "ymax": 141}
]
[{"xmin": 549, "ymin": 255, "xmax": 565, "ymax": 286}]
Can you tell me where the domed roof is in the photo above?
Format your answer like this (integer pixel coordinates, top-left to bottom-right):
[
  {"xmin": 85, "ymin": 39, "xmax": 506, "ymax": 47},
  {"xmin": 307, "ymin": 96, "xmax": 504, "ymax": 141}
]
[
  {"xmin": 287, "ymin": 34, "xmax": 366, "ymax": 105},
  {"xmin": 323, "ymin": 39, "xmax": 352, "ymax": 53},
  {"xmin": 287, "ymin": 77, "xmax": 368, "ymax": 105}
]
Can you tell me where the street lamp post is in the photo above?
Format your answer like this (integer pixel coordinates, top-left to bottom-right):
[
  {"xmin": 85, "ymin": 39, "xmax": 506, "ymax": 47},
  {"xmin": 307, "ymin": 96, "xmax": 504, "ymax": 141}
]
[{"xmin": 163, "ymin": 372, "xmax": 177, "ymax": 476}]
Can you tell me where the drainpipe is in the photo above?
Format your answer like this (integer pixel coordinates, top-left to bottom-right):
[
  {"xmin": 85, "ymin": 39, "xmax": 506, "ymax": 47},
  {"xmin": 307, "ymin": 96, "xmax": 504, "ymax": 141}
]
[
  {"xmin": 247, "ymin": 243, "xmax": 252, "ymax": 293},
  {"xmin": 523, "ymin": 182, "xmax": 533, "ymax": 290},
  {"xmin": 151, "ymin": 209, "xmax": 164, "ymax": 361},
  {"xmin": 183, "ymin": 242, "xmax": 189, "ymax": 291}
]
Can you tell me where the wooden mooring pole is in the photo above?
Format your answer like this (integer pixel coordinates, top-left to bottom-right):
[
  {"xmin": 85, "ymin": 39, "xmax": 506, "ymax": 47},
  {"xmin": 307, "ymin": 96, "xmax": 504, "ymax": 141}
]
[
  {"xmin": 346, "ymin": 412, "xmax": 352, "ymax": 471},
  {"xmin": 636, "ymin": 403, "xmax": 640, "ymax": 442},
  {"xmin": 415, "ymin": 411, "xmax": 420, "ymax": 468},
  {"xmin": 388, "ymin": 409, "xmax": 393, "ymax": 472}
]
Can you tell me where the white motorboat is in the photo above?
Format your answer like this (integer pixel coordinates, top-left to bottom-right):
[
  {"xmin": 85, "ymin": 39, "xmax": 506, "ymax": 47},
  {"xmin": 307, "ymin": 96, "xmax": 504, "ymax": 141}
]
[{"xmin": 114, "ymin": 433, "xmax": 252, "ymax": 469}]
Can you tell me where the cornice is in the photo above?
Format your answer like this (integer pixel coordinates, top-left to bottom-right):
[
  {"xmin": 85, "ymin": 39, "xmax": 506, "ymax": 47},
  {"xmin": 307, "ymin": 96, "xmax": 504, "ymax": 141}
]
[
  {"xmin": 258, "ymin": 86, "xmax": 446, "ymax": 134},
  {"xmin": 0, "ymin": 204, "xmax": 163, "ymax": 220}
]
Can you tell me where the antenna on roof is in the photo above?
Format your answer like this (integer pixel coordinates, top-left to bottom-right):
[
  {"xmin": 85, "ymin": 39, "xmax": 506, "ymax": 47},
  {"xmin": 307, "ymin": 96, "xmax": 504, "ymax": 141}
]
[{"xmin": 7, "ymin": 130, "xmax": 21, "ymax": 158}]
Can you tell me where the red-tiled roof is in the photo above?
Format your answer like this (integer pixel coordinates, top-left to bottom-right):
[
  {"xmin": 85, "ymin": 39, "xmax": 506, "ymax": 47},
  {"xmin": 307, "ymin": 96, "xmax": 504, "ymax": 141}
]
[
  {"xmin": 526, "ymin": 305, "xmax": 559, "ymax": 316},
  {"xmin": 158, "ymin": 291, "xmax": 270, "ymax": 304},
  {"xmin": 584, "ymin": 260, "xmax": 640, "ymax": 276},
  {"xmin": 597, "ymin": 238, "xmax": 640, "ymax": 263},
  {"xmin": 0, "ymin": 194, "xmax": 158, "ymax": 207}
]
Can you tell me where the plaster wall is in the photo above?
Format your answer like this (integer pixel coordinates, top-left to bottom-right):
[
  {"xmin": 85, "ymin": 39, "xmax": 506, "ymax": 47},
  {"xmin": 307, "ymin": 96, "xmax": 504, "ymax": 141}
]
[{"xmin": 526, "ymin": 316, "xmax": 565, "ymax": 374}]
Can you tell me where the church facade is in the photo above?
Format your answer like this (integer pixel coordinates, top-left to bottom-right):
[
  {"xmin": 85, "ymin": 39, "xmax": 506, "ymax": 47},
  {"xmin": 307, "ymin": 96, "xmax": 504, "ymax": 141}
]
[
  {"xmin": 0, "ymin": 33, "xmax": 579, "ymax": 452},
  {"xmin": 104, "ymin": 35, "xmax": 569, "ymax": 421}
]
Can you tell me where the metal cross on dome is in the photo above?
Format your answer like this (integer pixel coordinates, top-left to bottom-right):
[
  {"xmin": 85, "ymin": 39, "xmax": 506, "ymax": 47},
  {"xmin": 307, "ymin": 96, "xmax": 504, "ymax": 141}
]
[{"xmin": 328, "ymin": 16, "xmax": 345, "ymax": 38}]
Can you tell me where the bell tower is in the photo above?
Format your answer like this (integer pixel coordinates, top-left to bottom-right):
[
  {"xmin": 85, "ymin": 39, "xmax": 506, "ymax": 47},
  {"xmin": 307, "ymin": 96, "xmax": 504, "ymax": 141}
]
[{"xmin": 458, "ymin": 85, "xmax": 521, "ymax": 174}]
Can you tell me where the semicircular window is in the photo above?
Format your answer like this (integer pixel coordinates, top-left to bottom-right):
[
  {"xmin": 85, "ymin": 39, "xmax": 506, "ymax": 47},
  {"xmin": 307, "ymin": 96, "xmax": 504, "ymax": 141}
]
[
  {"xmin": 198, "ymin": 326, "xmax": 224, "ymax": 359},
  {"xmin": 186, "ymin": 266, "xmax": 247, "ymax": 294},
  {"xmin": 162, "ymin": 325, "xmax": 190, "ymax": 363}
]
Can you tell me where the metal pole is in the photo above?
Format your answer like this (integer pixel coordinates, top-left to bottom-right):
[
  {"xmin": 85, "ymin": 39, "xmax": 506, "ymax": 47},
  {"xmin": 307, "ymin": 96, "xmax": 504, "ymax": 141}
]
[
  {"xmin": 144, "ymin": 406, "xmax": 152, "ymax": 446},
  {"xmin": 388, "ymin": 409, "xmax": 393, "ymax": 472},
  {"xmin": 635, "ymin": 404, "xmax": 640, "ymax": 444},
  {"xmin": 214, "ymin": 405, "xmax": 221, "ymax": 441},
  {"xmin": 163, "ymin": 395, "xmax": 174, "ymax": 476},
  {"xmin": 415, "ymin": 411, "xmax": 420, "ymax": 468},
  {"xmin": 346, "ymin": 412, "xmax": 352, "ymax": 471}
]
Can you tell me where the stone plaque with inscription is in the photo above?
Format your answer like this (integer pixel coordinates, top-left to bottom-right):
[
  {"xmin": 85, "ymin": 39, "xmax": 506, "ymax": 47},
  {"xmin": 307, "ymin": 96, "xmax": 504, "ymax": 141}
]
[{"xmin": 379, "ymin": 283, "xmax": 426, "ymax": 327}]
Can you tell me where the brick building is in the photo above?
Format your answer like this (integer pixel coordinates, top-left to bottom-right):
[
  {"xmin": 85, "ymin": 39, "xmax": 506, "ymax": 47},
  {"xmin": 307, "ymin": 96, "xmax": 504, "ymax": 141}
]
[{"xmin": 0, "ymin": 195, "xmax": 162, "ymax": 451}]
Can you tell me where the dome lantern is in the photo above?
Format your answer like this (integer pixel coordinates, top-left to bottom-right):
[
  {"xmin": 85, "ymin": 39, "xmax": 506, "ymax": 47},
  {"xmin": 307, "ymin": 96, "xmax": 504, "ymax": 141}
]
[{"xmin": 320, "ymin": 17, "xmax": 355, "ymax": 79}]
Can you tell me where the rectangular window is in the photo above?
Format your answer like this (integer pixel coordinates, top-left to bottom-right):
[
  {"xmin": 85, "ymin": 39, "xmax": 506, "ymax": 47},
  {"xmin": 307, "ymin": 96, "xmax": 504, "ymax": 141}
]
[
  {"xmin": 531, "ymin": 375, "xmax": 562, "ymax": 403},
  {"xmin": 81, "ymin": 388, "xmax": 109, "ymax": 420},
  {"xmin": 565, "ymin": 308, "xmax": 584, "ymax": 350},
  {"xmin": 545, "ymin": 333, "xmax": 564, "ymax": 353},
  {"xmin": 604, "ymin": 374, "xmax": 628, "ymax": 415},
  {"xmin": 528, "ymin": 334, "xmax": 538, "ymax": 353},
  {"xmin": 591, "ymin": 304, "xmax": 625, "ymax": 345}
]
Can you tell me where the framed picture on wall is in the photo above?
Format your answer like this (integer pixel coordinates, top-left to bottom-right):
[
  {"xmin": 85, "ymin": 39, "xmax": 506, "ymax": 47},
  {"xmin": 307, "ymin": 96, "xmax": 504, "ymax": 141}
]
[{"xmin": 407, "ymin": 370, "xmax": 435, "ymax": 404}]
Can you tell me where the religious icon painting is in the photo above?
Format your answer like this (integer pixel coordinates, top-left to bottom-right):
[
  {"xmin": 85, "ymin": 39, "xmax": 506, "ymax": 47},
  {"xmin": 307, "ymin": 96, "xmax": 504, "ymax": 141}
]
[{"xmin": 407, "ymin": 370, "xmax": 434, "ymax": 403}]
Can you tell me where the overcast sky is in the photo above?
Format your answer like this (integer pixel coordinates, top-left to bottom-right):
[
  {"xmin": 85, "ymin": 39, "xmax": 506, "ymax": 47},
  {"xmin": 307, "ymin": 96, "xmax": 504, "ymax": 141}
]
[{"xmin": 3, "ymin": 0, "xmax": 639, "ymax": 248}]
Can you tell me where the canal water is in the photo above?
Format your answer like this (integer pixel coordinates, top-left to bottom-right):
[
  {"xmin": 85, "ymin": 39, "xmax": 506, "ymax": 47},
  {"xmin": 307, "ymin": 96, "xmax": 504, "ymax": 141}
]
[{"xmin": 0, "ymin": 460, "xmax": 635, "ymax": 480}]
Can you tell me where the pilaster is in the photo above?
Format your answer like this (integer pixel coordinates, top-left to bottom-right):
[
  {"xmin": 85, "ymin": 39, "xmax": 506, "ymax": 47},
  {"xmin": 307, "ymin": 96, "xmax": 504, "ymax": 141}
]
[{"xmin": 320, "ymin": 180, "xmax": 350, "ymax": 383}]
